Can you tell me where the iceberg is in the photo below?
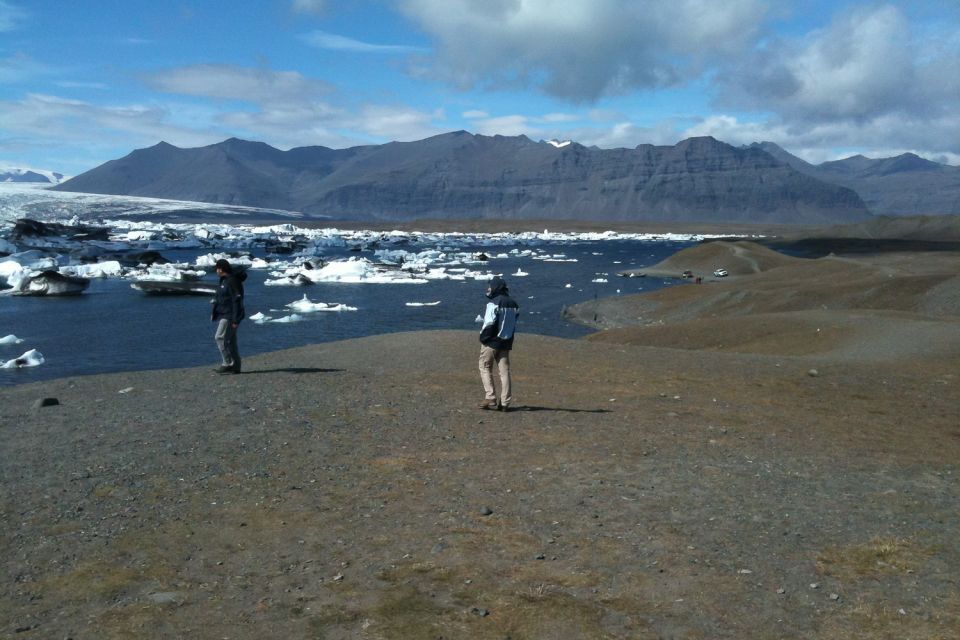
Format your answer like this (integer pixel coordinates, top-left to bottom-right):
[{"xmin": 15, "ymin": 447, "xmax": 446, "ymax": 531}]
[
  {"xmin": 285, "ymin": 294, "xmax": 357, "ymax": 313},
  {"xmin": 0, "ymin": 334, "xmax": 24, "ymax": 345},
  {"xmin": 405, "ymin": 301, "xmax": 441, "ymax": 307},
  {"xmin": 60, "ymin": 260, "xmax": 124, "ymax": 278},
  {"xmin": 13, "ymin": 270, "xmax": 90, "ymax": 296},
  {"xmin": 1, "ymin": 348, "xmax": 44, "ymax": 368}
]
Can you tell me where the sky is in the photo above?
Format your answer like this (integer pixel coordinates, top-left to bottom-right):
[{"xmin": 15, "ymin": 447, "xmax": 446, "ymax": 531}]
[{"xmin": 1, "ymin": 0, "xmax": 959, "ymax": 175}]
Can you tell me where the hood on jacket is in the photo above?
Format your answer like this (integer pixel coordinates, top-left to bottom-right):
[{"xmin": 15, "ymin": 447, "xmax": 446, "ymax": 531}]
[{"xmin": 487, "ymin": 275, "xmax": 508, "ymax": 298}]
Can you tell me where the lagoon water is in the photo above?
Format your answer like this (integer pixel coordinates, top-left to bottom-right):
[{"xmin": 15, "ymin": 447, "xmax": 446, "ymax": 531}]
[{"xmin": 1, "ymin": 233, "xmax": 692, "ymax": 387}]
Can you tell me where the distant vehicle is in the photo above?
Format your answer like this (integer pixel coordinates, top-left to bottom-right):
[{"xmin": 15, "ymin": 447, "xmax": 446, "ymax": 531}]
[
  {"xmin": 681, "ymin": 270, "xmax": 694, "ymax": 279},
  {"xmin": 713, "ymin": 268, "xmax": 728, "ymax": 277}
]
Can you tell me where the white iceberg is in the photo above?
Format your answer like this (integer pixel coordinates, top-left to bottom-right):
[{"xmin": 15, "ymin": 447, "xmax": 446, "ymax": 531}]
[
  {"xmin": 0, "ymin": 334, "xmax": 24, "ymax": 345},
  {"xmin": 405, "ymin": 301, "xmax": 441, "ymax": 307},
  {"xmin": 271, "ymin": 313, "xmax": 304, "ymax": 323},
  {"xmin": 513, "ymin": 269, "xmax": 529, "ymax": 276},
  {"xmin": 286, "ymin": 294, "xmax": 357, "ymax": 313},
  {"xmin": 591, "ymin": 278, "xmax": 608, "ymax": 283},
  {"xmin": 60, "ymin": 261, "xmax": 124, "ymax": 278},
  {"xmin": 249, "ymin": 312, "xmax": 272, "ymax": 324},
  {"xmin": 1, "ymin": 349, "xmax": 44, "ymax": 368}
]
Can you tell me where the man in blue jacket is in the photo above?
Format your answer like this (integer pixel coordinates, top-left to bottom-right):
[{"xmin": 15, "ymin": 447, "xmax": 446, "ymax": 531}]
[
  {"xmin": 211, "ymin": 258, "xmax": 247, "ymax": 374},
  {"xmin": 478, "ymin": 275, "xmax": 519, "ymax": 411}
]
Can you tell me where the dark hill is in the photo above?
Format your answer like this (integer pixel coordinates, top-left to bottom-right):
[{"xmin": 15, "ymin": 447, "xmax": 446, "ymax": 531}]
[
  {"xmin": 752, "ymin": 142, "xmax": 960, "ymax": 216},
  {"xmin": 55, "ymin": 133, "xmax": 871, "ymax": 223}
]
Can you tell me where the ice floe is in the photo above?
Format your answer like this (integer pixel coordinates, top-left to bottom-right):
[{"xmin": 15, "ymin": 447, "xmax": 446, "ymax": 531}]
[
  {"xmin": 1, "ymin": 349, "xmax": 44, "ymax": 368},
  {"xmin": 286, "ymin": 294, "xmax": 357, "ymax": 313},
  {"xmin": 405, "ymin": 301, "xmax": 441, "ymax": 307},
  {"xmin": 0, "ymin": 334, "xmax": 24, "ymax": 345}
]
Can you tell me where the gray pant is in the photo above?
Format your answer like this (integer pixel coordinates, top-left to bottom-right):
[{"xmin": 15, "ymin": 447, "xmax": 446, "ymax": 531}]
[
  {"xmin": 479, "ymin": 345, "xmax": 511, "ymax": 407},
  {"xmin": 215, "ymin": 319, "xmax": 240, "ymax": 367}
]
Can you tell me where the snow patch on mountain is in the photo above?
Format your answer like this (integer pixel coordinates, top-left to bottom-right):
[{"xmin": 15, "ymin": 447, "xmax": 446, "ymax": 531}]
[{"xmin": 0, "ymin": 167, "xmax": 68, "ymax": 184}]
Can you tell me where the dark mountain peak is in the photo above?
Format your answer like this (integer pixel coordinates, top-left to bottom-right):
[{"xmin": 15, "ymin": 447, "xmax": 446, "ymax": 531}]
[
  {"xmin": 215, "ymin": 138, "xmax": 280, "ymax": 152},
  {"xmin": 879, "ymin": 153, "xmax": 942, "ymax": 174}
]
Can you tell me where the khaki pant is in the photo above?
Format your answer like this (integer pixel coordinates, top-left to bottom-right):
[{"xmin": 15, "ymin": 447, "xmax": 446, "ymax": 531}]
[{"xmin": 479, "ymin": 345, "xmax": 512, "ymax": 407}]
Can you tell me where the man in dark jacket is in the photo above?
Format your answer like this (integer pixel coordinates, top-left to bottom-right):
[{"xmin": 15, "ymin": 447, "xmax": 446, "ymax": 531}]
[
  {"xmin": 212, "ymin": 258, "xmax": 247, "ymax": 374},
  {"xmin": 478, "ymin": 275, "xmax": 519, "ymax": 411}
]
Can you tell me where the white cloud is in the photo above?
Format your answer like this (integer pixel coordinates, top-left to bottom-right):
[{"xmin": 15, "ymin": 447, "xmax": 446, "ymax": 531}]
[
  {"xmin": 462, "ymin": 109, "xmax": 488, "ymax": 119},
  {"xmin": 291, "ymin": 0, "xmax": 326, "ymax": 14},
  {"xmin": 0, "ymin": 53, "xmax": 49, "ymax": 83},
  {"xmin": 397, "ymin": 0, "xmax": 768, "ymax": 100},
  {"xmin": 720, "ymin": 5, "xmax": 959, "ymax": 123},
  {"xmin": 0, "ymin": 0, "xmax": 26, "ymax": 32},
  {"xmin": 470, "ymin": 114, "xmax": 540, "ymax": 137},
  {"xmin": 0, "ymin": 93, "xmax": 220, "ymax": 154},
  {"xmin": 147, "ymin": 64, "xmax": 444, "ymax": 149},
  {"xmin": 148, "ymin": 64, "xmax": 333, "ymax": 103},
  {"xmin": 541, "ymin": 112, "xmax": 579, "ymax": 123},
  {"xmin": 301, "ymin": 30, "xmax": 427, "ymax": 54}
]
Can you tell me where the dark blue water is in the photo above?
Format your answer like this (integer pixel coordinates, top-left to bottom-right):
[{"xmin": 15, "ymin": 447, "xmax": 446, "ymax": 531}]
[{"xmin": 1, "ymin": 239, "xmax": 690, "ymax": 386}]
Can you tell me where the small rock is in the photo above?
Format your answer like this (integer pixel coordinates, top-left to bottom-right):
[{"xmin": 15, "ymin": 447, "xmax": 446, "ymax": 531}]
[
  {"xmin": 32, "ymin": 397, "xmax": 59, "ymax": 409},
  {"xmin": 471, "ymin": 607, "xmax": 490, "ymax": 617},
  {"xmin": 479, "ymin": 506, "xmax": 493, "ymax": 516},
  {"xmin": 118, "ymin": 387, "xmax": 135, "ymax": 394},
  {"xmin": 776, "ymin": 587, "xmax": 786, "ymax": 595},
  {"xmin": 829, "ymin": 593, "xmax": 840, "ymax": 601},
  {"xmin": 431, "ymin": 541, "xmax": 449, "ymax": 554},
  {"xmin": 810, "ymin": 583, "xmax": 820, "ymax": 589},
  {"xmin": 535, "ymin": 553, "xmax": 545, "ymax": 560},
  {"xmin": 147, "ymin": 591, "xmax": 183, "ymax": 605},
  {"xmin": 807, "ymin": 369, "xmax": 820, "ymax": 377}
]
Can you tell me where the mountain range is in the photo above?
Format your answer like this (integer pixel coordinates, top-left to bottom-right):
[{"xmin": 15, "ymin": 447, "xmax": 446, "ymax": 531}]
[
  {"xmin": 53, "ymin": 131, "xmax": 958, "ymax": 224},
  {"xmin": 750, "ymin": 143, "xmax": 960, "ymax": 216}
]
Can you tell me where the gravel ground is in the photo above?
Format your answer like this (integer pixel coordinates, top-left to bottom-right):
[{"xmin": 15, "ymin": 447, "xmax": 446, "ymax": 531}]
[{"xmin": 2, "ymin": 326, "xmax": 958, "ymax": 639}]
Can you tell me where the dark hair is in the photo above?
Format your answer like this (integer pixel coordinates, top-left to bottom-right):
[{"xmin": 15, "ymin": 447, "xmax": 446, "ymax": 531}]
[{"xmin": 215, "ymin": 258, "xmax": 232, "ymax": 273}]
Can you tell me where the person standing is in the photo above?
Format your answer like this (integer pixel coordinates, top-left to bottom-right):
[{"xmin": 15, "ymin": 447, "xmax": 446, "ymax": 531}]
[
  {"xmin": 478, "ymin": 275, "xmax": 519, "ymax": 411},
  {"xmin": 212, "ymin": 258, "xmax": 247, "ymax": 374}
]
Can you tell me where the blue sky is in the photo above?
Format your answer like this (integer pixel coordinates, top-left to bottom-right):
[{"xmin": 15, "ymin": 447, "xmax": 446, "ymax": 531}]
[{"xmin": 1, "ymin": 0, "xmax": 958, "ymax": 175}]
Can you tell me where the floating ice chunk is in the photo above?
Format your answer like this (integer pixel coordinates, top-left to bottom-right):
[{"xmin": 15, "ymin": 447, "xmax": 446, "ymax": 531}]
[
  {"xmin": 308, "ymin": 258, "xmax": 427, "ymax": 284},
  {"xmin": 1, "ymin": 349, "xmax": 44, "ymax": 368},
  {"xmin": 405, "ymin": 301, "xmax": 441, "ymax": 307},
  {"xmin": 475, "ymin": 314, "xmax": 483, "ymax": 323},
  {"xmin": 286, "ymin": 294, "xmax": 357, "ymax": 312},
  {"xmin": 249, "ymin": 257, "xmax": 272, "ymax": 269},
  {"xmin": 564, "ymin": 283, "xmax": 572, "ymax": 288},
  {"xmin": 249, "ymin": 312, "xmax": 272, "ymax": 324},
  {"xmin": 0, "ymin": 334, "xmax": 24, "ymax": 345},
  {"xmin": 128, "ymin": 265, "xmax": 206, "ymax": 282},
  {"xmin": 271, "ymin": 314, "xmax": 303, "ymax": 323},
  {"xmin": 512, "ymin": 269, "xmax": 529, "ymax": 276},
  {"xmin": 592, "ymin": 278, "xmax": 608, "ymax": 283},
  {"xmin": 195, "ymin": 253, "xmax": 254, "ymax": 268},
  {"xmin": 60, "ymin": 261, "xmax": 124, "ymax": 278},
  {"xmin": 0, "ymin": 239, "xmax": 17, "ymax": 254}
]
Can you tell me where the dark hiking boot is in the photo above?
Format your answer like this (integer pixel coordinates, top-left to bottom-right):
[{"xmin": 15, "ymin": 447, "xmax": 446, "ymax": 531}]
[
  {"xmin": 498, "ymin": 404, "xmax": 511, "ymax": 412},
  {"xmin": 478, "ymin": 399, "xmax": 499, "ymax": 410},
  {"xmin": 231, "ymin": 361, "xmax": 241, "ymax": 374}
]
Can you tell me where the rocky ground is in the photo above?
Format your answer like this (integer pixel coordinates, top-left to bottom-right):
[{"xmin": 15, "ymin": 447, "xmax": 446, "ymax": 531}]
[{"xmin": 2, "ymin": 231, "xmax": 960, "ymax": 639}]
